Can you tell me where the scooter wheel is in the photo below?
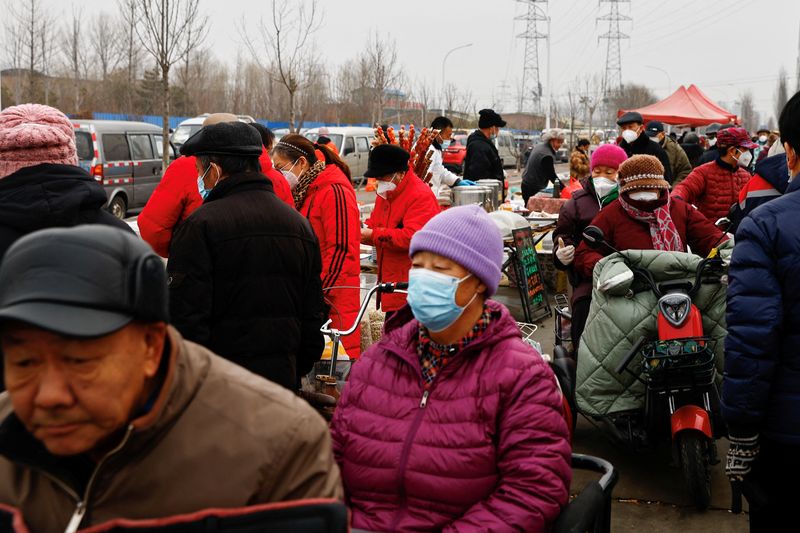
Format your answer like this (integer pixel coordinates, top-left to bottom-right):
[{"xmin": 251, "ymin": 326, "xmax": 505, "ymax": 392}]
[{"xmin": 679, "ymin": 432, "xmax": 712, "ymax": 510}]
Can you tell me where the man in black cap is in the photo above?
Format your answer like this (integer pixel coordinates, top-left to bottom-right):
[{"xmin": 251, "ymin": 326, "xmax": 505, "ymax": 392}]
[
  {"xmin": 617, "ymin": 111, "xmax": 673, "ymax": 183},
  {"xmin": 698, "ymin": 122, "xmax": 725, "ymax": 166},
  {"xmin": 0, "ymin": 225, "xmax": 341, "ymax": 531},
  {"xmin": 168, "ymin": 121, "xmax": 327, "ymax": 390},
  {"xmin": 361, "ymin": 144, "xmax": 439, "ymax": 316},
  {"xmin": 463, "ymin": 108, "xmax": 506, "ymax": 184},
  {"xmin": 646, "ymin": 120, "xmax": 692, "ymax": 185}
]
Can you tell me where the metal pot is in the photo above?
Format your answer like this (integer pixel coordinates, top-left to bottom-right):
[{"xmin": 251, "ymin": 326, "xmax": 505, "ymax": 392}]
[
  {"xmin": 452, "ymin": 186, "xmax": 494, "ymax": 212},
  {"xmin": 476, "ymin": 179, "xmax": 503, "ymax": 208}
]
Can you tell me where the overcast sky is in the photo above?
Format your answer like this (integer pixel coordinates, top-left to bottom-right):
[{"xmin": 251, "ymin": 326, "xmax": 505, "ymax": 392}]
[{"xmin": 23, "ymin": 0, "xmax": 800, "ymax": 123}]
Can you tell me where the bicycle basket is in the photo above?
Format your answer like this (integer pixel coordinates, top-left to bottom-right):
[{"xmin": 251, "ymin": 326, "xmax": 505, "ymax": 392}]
[{"xmin": 640, "ymin": 337, "xmax": 717, "ymax": 390}]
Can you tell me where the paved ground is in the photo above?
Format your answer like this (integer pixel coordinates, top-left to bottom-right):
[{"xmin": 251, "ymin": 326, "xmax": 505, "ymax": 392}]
[{"xmin": 493, "ymin": 286, "xmax": 749, "ymax": 532}]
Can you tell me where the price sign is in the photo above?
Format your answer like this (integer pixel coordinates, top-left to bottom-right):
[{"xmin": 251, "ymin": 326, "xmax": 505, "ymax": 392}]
[{"xmin": 511, "ymin": 226, "xmax": 550, "ymax": 322}]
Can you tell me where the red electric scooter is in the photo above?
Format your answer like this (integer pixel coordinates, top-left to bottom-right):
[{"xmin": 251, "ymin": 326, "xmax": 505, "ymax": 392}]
[{"xmin": 572, "ymin": 225, "xmax": 727, "ymax": 510}]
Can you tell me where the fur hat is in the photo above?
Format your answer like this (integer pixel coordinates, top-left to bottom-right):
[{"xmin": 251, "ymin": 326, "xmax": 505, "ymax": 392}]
[
  {"xmin": 617, "ymin": 155, "xmax": 670, "ymax": 194},
  {"xmin": 0, "ymin": 104, "xmax": 78, "ymax": 178}
]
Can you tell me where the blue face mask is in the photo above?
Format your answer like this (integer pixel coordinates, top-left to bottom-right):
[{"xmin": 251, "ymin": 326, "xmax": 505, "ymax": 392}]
[
  {"xmin": 407, "ymin": 269, "xmax": 476, "ymax": 332},
  {"xmin": 440, "ymin": 140, "xmax": 452, "ymax": 150},
  {"xmin": 197, "ymin": 165, "xmax": 213, "ymax": 200}
]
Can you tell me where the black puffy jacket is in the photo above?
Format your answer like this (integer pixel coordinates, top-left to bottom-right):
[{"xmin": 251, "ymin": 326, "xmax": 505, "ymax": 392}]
[
  {"xmin": 0, "ymin": 163, "xmax": 132, "ymax": 261},
  {"xmin": 619, "ymin": 133, "xmax": 673, "ymax": 184},
  {"xmin": 463, "ymin": 130, "xmax": 504, "ymax": 183},
  {"xmin": 167, "ymin": 171, "xmax": 326, "ymax": 389}
]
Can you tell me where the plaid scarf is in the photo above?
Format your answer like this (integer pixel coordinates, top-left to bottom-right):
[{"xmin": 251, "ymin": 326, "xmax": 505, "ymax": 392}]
[
  {"xmin": 293, "ymin": 160, "xmax": 326, "ymax": 210},
  {"xmin": 417, "ymin": 305, "xmax": 494, "ymax": 388},
  {"xmin": 619, "ymin": 195, "xmax": 683, "ymax": 252}
]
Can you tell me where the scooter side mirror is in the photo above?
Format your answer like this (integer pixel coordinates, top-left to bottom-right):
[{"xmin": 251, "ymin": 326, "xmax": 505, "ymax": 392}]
[{"xmin": 582, "ymin": 225, "xmax": 606, "ymax": 249}]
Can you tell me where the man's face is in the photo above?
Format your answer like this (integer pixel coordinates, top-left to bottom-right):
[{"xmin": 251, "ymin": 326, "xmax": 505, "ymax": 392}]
[
  {"xmin": 440, "ymin": 127, "xmax": 453, "ymax": 142},
  {"xmin": 551, "ymin": 138, "xmax": 564, "ymax": 151},
  {"xmin": 620, "ymin": 122, "xmax": 642, "ymax": 135},
  {"xmin": 2, "ymin": 322, "xmax": 165, "ymax": 456}
]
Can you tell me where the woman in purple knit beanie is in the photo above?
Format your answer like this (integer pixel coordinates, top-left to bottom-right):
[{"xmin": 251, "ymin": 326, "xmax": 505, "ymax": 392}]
[{"xmin": 331, "ymin": 205, "xmax": 571, "ymax": 532}]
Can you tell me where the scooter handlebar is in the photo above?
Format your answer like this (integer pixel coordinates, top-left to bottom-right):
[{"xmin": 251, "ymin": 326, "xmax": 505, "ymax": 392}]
[
  {"xmin": 378, "ymin": 282, "xmax": 408, "ymax": 293},
  {"xmin": 615, "ymin": 336, "xmax": 647, "ymax": 374}
]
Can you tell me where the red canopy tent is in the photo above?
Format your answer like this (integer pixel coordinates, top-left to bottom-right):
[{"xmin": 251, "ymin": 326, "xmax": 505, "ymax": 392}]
[{"xmin": 618, "ymin": 85, "xmax": 738, "ymax": 127}]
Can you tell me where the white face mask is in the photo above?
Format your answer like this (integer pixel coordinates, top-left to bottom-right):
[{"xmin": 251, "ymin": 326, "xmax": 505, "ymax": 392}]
[
  {"xmin": 376, "ymin": 174, "xmax": 400, "ymax": 199},
  {"xmin": 708, "ymin": 137, "xmax": 717, "ymax": 147},
  {"xmin": 628, "ymin": 191, "xmax": 660, "ymax": 202},
  {"xmin": 735, "ymin": 150, "xmax": 753, "ymax": 168},
  {"xmin": 759, "ymin": 135, "xmax": 768, "ymax": 143},
  {"xmin": 621, "ymin": 129, "xmax": 640, "ymax": 144},
  {"xmin": 279, "ymin": 160, "xmax": 300, "ymax": 190},
  {"xmin": 593, "ymin": 177, "xmax": 617, "ymax": 199}
]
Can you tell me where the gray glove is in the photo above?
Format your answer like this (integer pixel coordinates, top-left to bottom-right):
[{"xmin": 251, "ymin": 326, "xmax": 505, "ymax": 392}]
[{"xmin": 726, "ymin": 434, "xmax": 759, "ymax": 482}]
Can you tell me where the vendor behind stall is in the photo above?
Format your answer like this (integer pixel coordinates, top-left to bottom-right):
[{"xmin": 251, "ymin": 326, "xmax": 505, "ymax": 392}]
[{"xmin": 361, "ymin": 144, "xmax": 439, "ymax": 316}]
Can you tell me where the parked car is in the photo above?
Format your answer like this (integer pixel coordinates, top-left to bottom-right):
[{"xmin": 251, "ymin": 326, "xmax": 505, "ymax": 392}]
[
  {"xmin": 73, "ymin": 120, "xmax": 176, "ymax": 219},
  {"xmin": 442, "ymin": 134, "xmax": 468, "ymax": 174},
  {"xmin": 170, "ymin": 113, "xmax": 255, "ymax": 150},
  {"xmin": 496, "ymin": 130, "xmax": 518, "ymax": 168},
  {"xmin": 304, "ymin": 127, "xmax": 375, "ymax": 182}
]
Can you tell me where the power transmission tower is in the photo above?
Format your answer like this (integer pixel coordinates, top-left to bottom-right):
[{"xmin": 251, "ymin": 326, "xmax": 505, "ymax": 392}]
[
  {"xmin": 516, "ymin": 0, "xmax": 548, "ymax": 114},
  {"xmin": 598, "ymin": 0, "xmax": 631, "ymax": 96}
]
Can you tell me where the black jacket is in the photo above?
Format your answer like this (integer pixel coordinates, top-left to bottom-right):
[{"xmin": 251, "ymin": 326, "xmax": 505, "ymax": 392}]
[
  {"xmin": 522, "ymin": 142, "xmax": 558, "ymax": 201},
  {"xmin": 697, "ymin": 146, "xmax": 720, "ymax": 166},
  {"xmin": 463, "ymin": 130, "xmax": 504, "ymax": 182},
  {"xmin": 680, "ymin": 142, "xmax": 705, "ymax": 169},
  {"xmin": 0, "ymin": 163, "xmax": 132, "ymax": 261},
  {"xmin": 619, "ymin": 133, "xmax": 674, "ymax": 184},
  {"xmin": 167, "ymin": 171, "xmax": 326, "ymax": 389}
]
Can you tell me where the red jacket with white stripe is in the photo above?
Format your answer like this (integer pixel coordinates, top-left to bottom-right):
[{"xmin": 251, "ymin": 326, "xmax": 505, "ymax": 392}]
[
  {"xmin": 139, "ymin": 151, "xmax": 293, "ymax": 257},
  {"xmin": 299, "ymin": 164, "xmax": 362, "ymax": 356}
]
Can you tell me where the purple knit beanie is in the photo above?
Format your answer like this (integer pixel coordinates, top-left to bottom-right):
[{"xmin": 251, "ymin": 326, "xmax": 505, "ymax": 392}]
[
  {"xmin": 590, "ymin": 143, "xmax": 627, "ymax": 171},
  {"xmin": 0, "ymin": 104, "xmax": 78, "ymax": 178},
  {"xmin": 409, "ymin": 205, "xmax": 504, "ymax": 296}
]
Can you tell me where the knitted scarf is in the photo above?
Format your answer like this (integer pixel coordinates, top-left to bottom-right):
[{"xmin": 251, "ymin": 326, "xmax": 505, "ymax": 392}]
[
  {"xmin": 618, "ymin": 195, "xmax": 683, "ymax": 252},
  {"xmin": 293, "ymin": 160, "xmax": 326, "ymax": 210}
]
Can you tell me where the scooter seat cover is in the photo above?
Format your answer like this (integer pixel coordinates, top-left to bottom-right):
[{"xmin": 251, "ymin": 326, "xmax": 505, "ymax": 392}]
[{"xmin": 576, "ymin": 248, "xmax": 730, "ymax": 417}]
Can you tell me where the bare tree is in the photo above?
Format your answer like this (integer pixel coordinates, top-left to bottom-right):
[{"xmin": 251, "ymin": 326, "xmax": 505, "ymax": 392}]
[
  {"xmin": 362, "ymin": 32, "xmax": 402, "ymax": 124},
  {"xmin": 246, "ymin": 0, "xmax": 321, "ymax": 132},
  {"xmin": 62, "ymin": 8, "xmax": 89, "ymax": 114},
  {"xmin": 92, "ymin": 12, "xmax": 123, "ymax": 82},
  {"xmin": 118, "ymin": 0, "xmax": 141, "ymax": 113},
  {"xmin": 414, "ymin": 78, "xmax": 435, "ymax": 126},
  {"xmin": 740, "ymin": 91, "xmax": 757, "ymax": 132},
  {"xmin": 775, "ymin": 66, "xmax": 789, "ymax": 124},
  {"xmin": 39, "ymin": 16, "xmax": 56, "ymax": 105},
  {"xmin": 3, "ymin": 11, "xmax": 26, "ymax": 105},
  {"xmin": 6, "ymin": 0, "xmax": 51, "ymax": 101},
  {"xmin": 134, "ymin": 0, "xmax": 207, "ymax": 170}
]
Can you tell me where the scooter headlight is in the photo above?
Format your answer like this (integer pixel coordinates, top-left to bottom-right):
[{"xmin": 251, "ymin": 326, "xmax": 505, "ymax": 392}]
[{"xmin": 658, "ymin": 293, "xmax": 692, "ymax": 328}]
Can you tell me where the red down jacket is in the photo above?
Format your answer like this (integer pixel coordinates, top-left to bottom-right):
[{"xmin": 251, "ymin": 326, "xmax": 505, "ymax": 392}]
[
  {"xmin": 365, "ymin": 168, "xmax": 439, "ymax": 311},
  {"xmin": 330, "ymin": 302, "xmax": 572, "ymax": 532},
  {"xmin": 299, "ymin": 164, "xmax": 362, "ymax": 357},
  {"xmin": 139, "ymin": 150, "xmax": 293, "ymax": 257},
  {"xmin": 574, "ymin": 197, "xmax": 726, "ymax": 280},
  {"xmin": 671, "ymin": 158, "xmax": 752, "ymax": 221}
]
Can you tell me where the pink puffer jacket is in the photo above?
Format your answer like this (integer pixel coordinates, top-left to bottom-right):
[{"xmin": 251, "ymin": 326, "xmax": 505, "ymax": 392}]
[{"xmin": 330, "ymin": 301, "xmax": 571, "ymax": 532}]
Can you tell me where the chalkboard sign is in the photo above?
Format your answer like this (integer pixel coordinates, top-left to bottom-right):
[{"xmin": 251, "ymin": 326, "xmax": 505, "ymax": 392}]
[{"xmin": 511, "ymin": 227, "xmax": 550, "ymax": 322}]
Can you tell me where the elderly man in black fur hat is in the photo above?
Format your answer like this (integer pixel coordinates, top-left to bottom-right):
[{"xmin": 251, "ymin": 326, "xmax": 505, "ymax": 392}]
[{"xmin": 167, "ymin": 122, "xmax": 327, "ymax": 390}]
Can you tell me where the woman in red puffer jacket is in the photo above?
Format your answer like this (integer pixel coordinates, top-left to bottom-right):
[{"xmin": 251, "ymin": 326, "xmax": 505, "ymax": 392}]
[
  {"xmin": 332, "ymin": 205, "xmax": 571, "ymax": 532},
  {"xmin": 272, "ymin": 134, "xmax": 362, "ymax": 357}
]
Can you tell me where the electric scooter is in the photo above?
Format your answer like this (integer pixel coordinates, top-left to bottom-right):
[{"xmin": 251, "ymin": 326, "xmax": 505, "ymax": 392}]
[{"xmin": 554, "ymin": 225, "xmax": 726, "ymax": 510}]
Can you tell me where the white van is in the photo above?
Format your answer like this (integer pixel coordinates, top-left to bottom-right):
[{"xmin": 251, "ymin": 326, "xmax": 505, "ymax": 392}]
[
  {"xmin": 304, "ymin": 127, "xmax": 375, "ymax": 182},
  {"xmin": 171, "ymin": 114, "xmax": 256, "ymax": 150}
]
